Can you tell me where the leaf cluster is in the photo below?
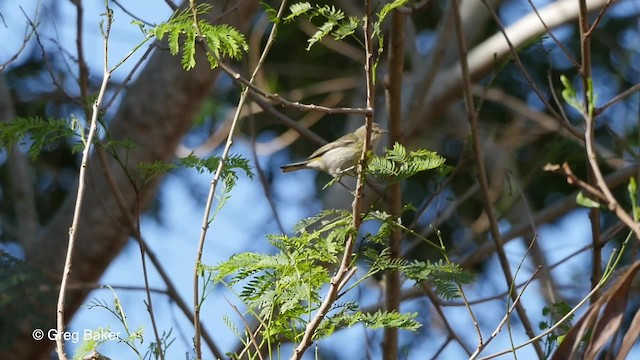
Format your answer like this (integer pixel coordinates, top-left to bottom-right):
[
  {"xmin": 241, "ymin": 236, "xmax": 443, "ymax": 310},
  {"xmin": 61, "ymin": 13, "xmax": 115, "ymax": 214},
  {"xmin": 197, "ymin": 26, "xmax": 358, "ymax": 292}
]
[
  {"xmin": 0, "ymin": 116, "xmax": 77, "ymax": 159},
  {"xmin": 209, "ymin": 210, "xmax": 423, "ymax": 352},
  {"xmin": 539, "ymin": 301, "xmax": 574, "ymax": 358},
  {"xmin": 151, "ymin": 4, "xmax": 248, "ymax": 70},
  {"xmin": 364, "ymin": 247, "xmax": 474, "ymax": 300},
  {"xmin": 368, "ymin": 142, "xmax": 446, "ymax": 183},
  {"xmin": 210, "ymin": 210, "xmax": 351, "ymax": 344},
  {"xmin": 178, "ymin": 153, "xmax": 253, "ymax": 189},
  {"xmin": 284, "ymin": 2, "xmax": 360, "ymax": 50},
  {"xmin": 135, "ymin": 153, "xmax": 253, "ymax": 190},
  {"xmin": 317, "ymin": 307, "xmax": 420, "ymax": 338}
]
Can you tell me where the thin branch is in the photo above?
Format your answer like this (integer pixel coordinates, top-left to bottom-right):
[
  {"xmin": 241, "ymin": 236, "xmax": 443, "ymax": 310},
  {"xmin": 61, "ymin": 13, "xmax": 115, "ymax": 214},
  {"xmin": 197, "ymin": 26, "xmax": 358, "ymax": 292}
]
[
  {"xmin": 55, "ymin": 6, "xmax": 114, "ymax": 359},
  {"xmin": 22, "ymin": 8, "xmax": 77, "ymax": 104},
  {"xmin": 0, "ymin": 5, "xmax": 38, "ymax": 72},
  {"xmin": 71, "ymin": 0, "xmax": 89, "ymax": 108},
  {"xmin": 545, "ymin": 162, "xmax": 640, "ymax": 238},
  {"xmin": 216, "ymin": 57, "xmax": 373, "ymax": 115},
  {"xmin": 525, "ymin": 0, "xmax": 579, "ymax": 68},
  {"xmin": 226, "ymin": 298, "xmax": 265, "ymax": 360},
  {"xmin": 476, "ymin": 258, "xmax": 621, "ymax": 360},
  {"xmin": 421, "ymin": 285, "xmax": 473, "ymax": 355},
  {"xmin": 452, "ymin": 0, "xmax": 544, "ymax": 356},
  {"xmin": 189, "ymin": 0, "xmax": 287, "ymax": 357},
  {"xmin": 470, "ymin": 266, "xmax": 542, "ymax": 360},
  {"xmin": 291, "ymin": 0, "xmax": 376, "ymax": 357},
  {"xmin": 463, "ymin": 164, "xmax": 639, "ymax": 267},
  {"xmin": 250, "ymin": 119, "xmax": 285, "ymax": 234},
  {"xmin": 95, "ymin": 148, "xmax": 224, "ymax": 359},
  {"xmin": 112, "ymin": 0, "xmax": 154, "ymax": 27},
  {"xmin": 103, "ymin": 41, "xmax": 157, "ymax": 111},
  {"xmin": 596, "ymin": 82, "xmax": 640, "ymax": 115}
]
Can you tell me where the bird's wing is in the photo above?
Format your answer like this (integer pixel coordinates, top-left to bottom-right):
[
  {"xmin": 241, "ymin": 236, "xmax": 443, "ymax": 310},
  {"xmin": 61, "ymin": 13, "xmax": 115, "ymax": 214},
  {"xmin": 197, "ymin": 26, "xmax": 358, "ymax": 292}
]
[{"xmin": 307, "ymin": 134, "xmax": 356, "ymax": 159}]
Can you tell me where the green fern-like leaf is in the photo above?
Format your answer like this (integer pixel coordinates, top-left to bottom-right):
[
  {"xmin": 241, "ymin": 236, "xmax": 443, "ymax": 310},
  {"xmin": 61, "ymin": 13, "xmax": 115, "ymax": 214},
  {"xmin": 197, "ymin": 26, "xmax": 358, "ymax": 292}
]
[
  {"xmin": 177, "ymin": 153, "xmax": 253, "ymax": 191},
  {"xmin": 402, "ymin": 259, "xmax": 475, "ymax": 300},
  {"xmin": 332, "ymin": 16, "xmax": 359, "ymax": 40},
  {"xmin": 285, "ymin": 2, "xmax": 312, "ymax": 21},
  {"xmin": 307, "ymin": 20, "xmax": 336, "ymax": 50},
  {"xmin": 360, "ymin": 310, "xmax": 421, "ymax": 330},
  {"xmin": 368, "ymin": 142, "xmax": 445, "ymax": 183},
  {"xmin": 137, "ymin": 160, "xmax": 176, "ymax": 185},
  {"xmin": 293, "ymin": 209, "xmax": 352, "ymax": 234},
  {"xmin": 0, "ymin": 117, "xmax": 78, "ymax": 160},
  {"xmin": 150, "ymin": 4, "xmax": 247, "ymax": 70}
]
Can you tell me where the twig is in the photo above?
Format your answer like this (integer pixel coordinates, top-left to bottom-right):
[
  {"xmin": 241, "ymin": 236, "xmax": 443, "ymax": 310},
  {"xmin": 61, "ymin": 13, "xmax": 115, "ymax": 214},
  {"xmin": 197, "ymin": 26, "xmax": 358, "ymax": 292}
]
[
  {"xmin": 250, "ymin": 119, "xmax": 285, "ymax": 234},
  {"xmin": 97, "ymin": 145, "xmax": 224, "ymax": 359},
  {"xmin": 476, "ymin": 259, "xmax": 619, "ymax": 360},
  {"xmin": 112, "ymin": 0, "xmax": 155, "ymax": 27},
  {"xmin": 188, "ymin": 0, "xmax": 287, "ymax": 357},
  {"xmin": 525, "ymin": 0, "xmax": 579, "ymax": 68},
  {"xmin": 226, "ymin": 298, "xmax": 265, "ymax": 360},
  {"xmin": 462, "ymin": 164, "xmax": 639, "ymax": 267},
  {"xmin": 55, "ymin": 5, "xmax": 114, "ymax": 359},
  {"xmin": 22, "ymin": 8, "xmax": 77, "ymax": 104},
  {"xmin": 103, "ymin": 42, "xmax": 157, "ymax": 111},
  {"xmin": 451, "ymin": 0, "xmax": 544, "ymax": 356},
  {"xmin": 218, "ymin": 59, "xmax": 373, "ymax": 116},
  {"xmin": 71, "ymin": 0, "xmax": 89, "ymax": 106},
  {"xmin": 470, "ymin": 267, "xmax": 542, "ymax": 360},
  {"xmin": 421, "ymin": 285, "xmax": 472, "ymax": 355},
  {"xmin": 290, "ymin": 0, "xmax": 376, "ymax": 358},
  {"xmin": 0, "ymin": 6, "xmax": 37, "ymax": 71},
  {"xmin": 596, "ymin": 82, "xmax": 640, "ymax": 115}
]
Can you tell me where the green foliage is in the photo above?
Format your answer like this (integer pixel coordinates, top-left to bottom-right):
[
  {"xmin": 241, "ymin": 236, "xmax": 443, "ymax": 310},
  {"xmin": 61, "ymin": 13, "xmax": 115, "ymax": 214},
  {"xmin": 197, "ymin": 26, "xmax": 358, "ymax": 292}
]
[
  {"xmin": 285, "ymin": 3, "xmax": 360, "ymax": 50},
  {"xmin": 371, "ymin": 0, "xmax": 410, "ymax": 80},
  {"xmin": 80, "ymin": 286, "xmax": 173, "ymax": 360},
  {"xmin": 210, "ymin": 202, "xmax": 470, "ymax": 357},
  {"xmin": 560, "ymin": 75, "xmax": 580, "ymax": 111},
  {"xmin": 137, "ymin": 160, "xmax": 177, "ymax": 186},
  {"xmin": 406, "ymin": 260, "xmax": 474, "ymax": 300},
  {"xmin": 285, "ymin": 2, "xmax": 312, "ymax": 20},
  {"xmin": 368, "ymin": 142, "xmax": 446, "ymax": 183},
  {"xmin": 364, "ymin": 247, "xmax": 474, "ymax": 300},
  {"xmin": 134, "ymin": 153, "xmax": 252, "ymax": 191},
  {"xmin": 576, "ymin": 191, "xmax": 601, "ymax": 208},
  {"xmin": 0, "ymin": 117, "xmax": 77, "ymax": 159},
  {"xmin": 372, "ymin": 0, "xmax": 410, "ymax": 45},
  {"xmin": 560, "ymin": 75, "xmax": 597, "ymax": 117},
  {"xmin": 261, "ymin": 2, "xmax": 279, "ymax": 23},
  {"xmin": 318, "ymin": 308, "xmax": 420, "ymax": 338},
  {"xmin": 151, "ymin": 4, "xmax": 248, "ymax": 70},
  {"xmin": 629, "ymin": 177, "xmax": 639, "ymax": 220},
  {"xmin": 178, "ymin": 153, "xmax": 253, "ymax": 189},
  {"xmin": 209, "ymin": 209, "xmax": 427, "ymax": 354},
  {"xmin": 540, "ymin": 301, "xmax": 574, "ymax": 358}
]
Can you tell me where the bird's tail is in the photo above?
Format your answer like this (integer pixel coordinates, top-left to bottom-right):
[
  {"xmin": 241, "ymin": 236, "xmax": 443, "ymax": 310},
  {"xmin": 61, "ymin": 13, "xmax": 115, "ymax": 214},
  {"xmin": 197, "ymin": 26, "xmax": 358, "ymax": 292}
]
[{"xmin": 280, "ymin": 161, "xmax": 310, "ymax": 173}]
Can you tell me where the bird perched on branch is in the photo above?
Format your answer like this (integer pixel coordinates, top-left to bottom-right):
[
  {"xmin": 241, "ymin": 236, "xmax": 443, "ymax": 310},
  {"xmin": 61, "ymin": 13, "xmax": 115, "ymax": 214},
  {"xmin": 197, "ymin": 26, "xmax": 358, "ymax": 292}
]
[{"xmin": 281, "ymin": 123, "xmax": 386, "ymax": 177}]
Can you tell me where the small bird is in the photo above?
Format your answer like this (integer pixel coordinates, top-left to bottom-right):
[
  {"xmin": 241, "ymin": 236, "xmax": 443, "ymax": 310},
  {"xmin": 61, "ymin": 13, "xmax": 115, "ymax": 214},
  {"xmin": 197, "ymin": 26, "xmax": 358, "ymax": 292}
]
[{"xmin": 281, "ymin": 123, "xmax": 386, "ymax": 177}]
